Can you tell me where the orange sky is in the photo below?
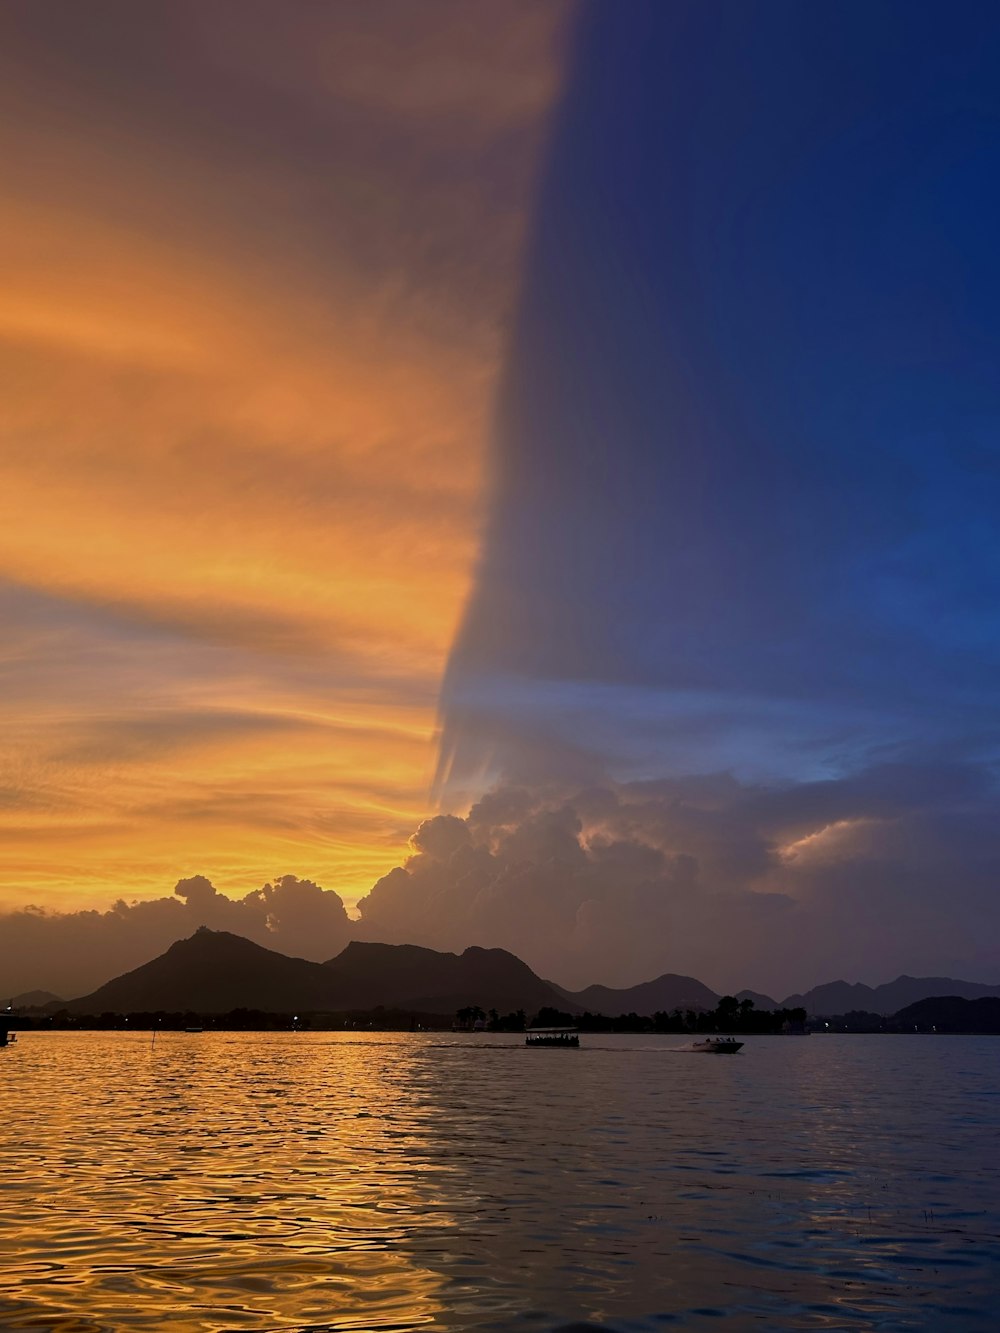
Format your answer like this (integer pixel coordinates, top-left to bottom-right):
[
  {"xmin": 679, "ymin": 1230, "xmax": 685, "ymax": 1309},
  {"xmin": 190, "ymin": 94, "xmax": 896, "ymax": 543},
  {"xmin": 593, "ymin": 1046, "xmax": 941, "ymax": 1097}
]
[{"xmin": 0, "ymin": 0, "xmax": 572, "ymax": 911}]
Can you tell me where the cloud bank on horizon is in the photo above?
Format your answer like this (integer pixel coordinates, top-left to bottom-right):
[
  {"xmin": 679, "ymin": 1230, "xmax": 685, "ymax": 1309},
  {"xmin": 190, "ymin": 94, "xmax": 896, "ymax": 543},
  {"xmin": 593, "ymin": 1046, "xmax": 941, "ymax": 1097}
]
[
  {"xmin": 1, "ymin": 873, "xmax": 352, "ymax": 1001},
  {"xmin": 3, "ymin": 755, "xmax": 997, "ymax": 999}
]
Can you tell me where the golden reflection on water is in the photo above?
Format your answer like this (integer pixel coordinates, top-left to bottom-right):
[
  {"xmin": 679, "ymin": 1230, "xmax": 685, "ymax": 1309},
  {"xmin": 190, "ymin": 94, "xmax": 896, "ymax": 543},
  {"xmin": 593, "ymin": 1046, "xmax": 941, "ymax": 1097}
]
[
  {"xmin": 2, "ymin": 1032, "xmax": 998, "ymax": 1331},
  {"xmin": 3, "ymin": 1034, "xmax": 450, "ymax": 1332}
]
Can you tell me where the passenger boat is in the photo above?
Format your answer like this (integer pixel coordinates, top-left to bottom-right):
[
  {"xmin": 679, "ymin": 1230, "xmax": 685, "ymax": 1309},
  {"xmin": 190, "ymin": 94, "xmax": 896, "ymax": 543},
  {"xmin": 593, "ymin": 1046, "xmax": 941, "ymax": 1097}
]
[
  {"xmin": 525, "ymin": 1026, "xmax": 579, "ymax": 1047},
  {"xmin": 689, "ymin": 1036, "xmax": 742, "ymax": 1053}
]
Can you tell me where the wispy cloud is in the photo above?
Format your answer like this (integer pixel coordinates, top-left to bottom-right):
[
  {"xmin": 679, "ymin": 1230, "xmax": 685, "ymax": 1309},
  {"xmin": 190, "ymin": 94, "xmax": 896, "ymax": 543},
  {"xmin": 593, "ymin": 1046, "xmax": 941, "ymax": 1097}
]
[{"xmin": 0, "ymin": 0, "xmax": 572, "ymax": 911}]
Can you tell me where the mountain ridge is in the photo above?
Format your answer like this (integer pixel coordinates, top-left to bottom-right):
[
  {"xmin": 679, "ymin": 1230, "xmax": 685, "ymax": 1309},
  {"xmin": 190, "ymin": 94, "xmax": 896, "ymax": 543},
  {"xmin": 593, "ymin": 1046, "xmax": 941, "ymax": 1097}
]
[
  {"xmin": 63, "ymin": 930, "xmax": 573, "ymax": 1017},
  {"xmin": 556, "ymin": 972, "xmax": 720, "ymax": 1015},
  {"xmin": 37, "ymin": 930, "xmax": 1000, "ymax": 1018},
  {"xmin": 782, "ymin": 974, "xmax": 1000, "ymax": 1016}
]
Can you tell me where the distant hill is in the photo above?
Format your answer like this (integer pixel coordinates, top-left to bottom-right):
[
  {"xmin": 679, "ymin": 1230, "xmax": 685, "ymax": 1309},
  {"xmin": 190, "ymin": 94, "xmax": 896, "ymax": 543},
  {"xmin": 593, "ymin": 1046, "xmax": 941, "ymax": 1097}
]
[
  {"xmin": 784, "ymin": 975, "xmax": 1000, "ymax": 1017},
  {"xmin": 66, "ymin": 930, "xmax": 336, "ymax": 1014},
  {"xmin": 557, "ymin": 972, "xmax": 720, "ymax": 1015},
  {"xmin": 50, "ymin": 932, "xmax": 1000, "ymax": 1021},
  {"xmin": 893, "ymin": 995, "xmax": 1000, "ymax": 1034},
  {"xmin": 735, "ymin": 988, "xmax": 779, "ymax": 1010},
  {"xmin": 9, "ymin": 990, "xmax": 62, "ymax": 1010},
  {"xmin": 321, "ymin": 941, "xmax": 567, "ymax": 1016},
  {"xmin": 66, "ymin": 930, "xmax": 571, "ymax": 1016}
]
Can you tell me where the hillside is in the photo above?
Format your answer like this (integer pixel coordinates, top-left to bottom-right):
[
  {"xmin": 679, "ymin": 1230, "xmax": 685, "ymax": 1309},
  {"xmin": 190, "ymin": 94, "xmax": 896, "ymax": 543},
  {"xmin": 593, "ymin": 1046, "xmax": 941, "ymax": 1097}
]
[
  {"xmin": 66, "ymin": 930, "xmax": 336, "ymax": 1014},
  {"xmin": 784, "ymin": 975, "xmax": 1000, "ymax": 1017},
  {"xmin": 892, "ymin": 995, "xmax": 1000, "ymax": 1033},
  {"xmin": 65, "ymin": 930, "xmax": 572, "ymax": 1016},
  {"xmin": 558, "ymin": 972, "xmax": 720, "ymax": 1015},
  {"xmin": 10, "ymin": 990, "xmax": 63, "ymax": 1010},
  {"xmin": 322, "ymin": 941, "xmax": 569, "ymax": 1015},
  {"xmin": 735, "ymin": 988, "xmax": 779, "ymax": 1010},
  {"xmin": 51, "ymin": 930, "xmax": 1000, "ymax": 1021}
]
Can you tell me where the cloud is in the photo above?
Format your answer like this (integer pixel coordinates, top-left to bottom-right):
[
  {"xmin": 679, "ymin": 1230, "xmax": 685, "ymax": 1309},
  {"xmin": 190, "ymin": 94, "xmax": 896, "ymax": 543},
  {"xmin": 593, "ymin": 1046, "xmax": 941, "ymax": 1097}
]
[
  {"xmin": 0, "ymin": 1, "xmax": 570, "ymax": 914},
  {"xmin": 4, "ymin": 3, "xmax": 998, "ymax": 1006},
  {"xmin": 0, "ymin": 579, "xmax": 444, "ymax": 911},
  {"xmin": 358, "ymin": 760, "xmax": 1000, "ymax": 996},
  {"xmin": 4, "ymin": 754, "xmax": 997, "ymax": 1001},
  {"xmin": 0, "ymin": 874, "xmax": 350, "ymax": 1001}
]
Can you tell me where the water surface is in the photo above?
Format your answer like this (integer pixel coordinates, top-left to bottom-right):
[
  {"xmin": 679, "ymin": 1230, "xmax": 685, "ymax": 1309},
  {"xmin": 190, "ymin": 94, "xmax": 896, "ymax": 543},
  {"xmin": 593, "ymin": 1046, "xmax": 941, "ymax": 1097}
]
[{"xmin": 2, "ymin": 1033, "xmax": 997, "ymax": 1330}]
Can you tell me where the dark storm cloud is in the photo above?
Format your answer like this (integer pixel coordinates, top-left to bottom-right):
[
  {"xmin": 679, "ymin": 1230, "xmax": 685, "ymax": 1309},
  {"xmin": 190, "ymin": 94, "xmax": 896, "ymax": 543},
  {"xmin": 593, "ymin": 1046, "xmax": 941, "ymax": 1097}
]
[{"xmin": 357, "ymin": 757, "xmax": 1000, "ymax": 995}]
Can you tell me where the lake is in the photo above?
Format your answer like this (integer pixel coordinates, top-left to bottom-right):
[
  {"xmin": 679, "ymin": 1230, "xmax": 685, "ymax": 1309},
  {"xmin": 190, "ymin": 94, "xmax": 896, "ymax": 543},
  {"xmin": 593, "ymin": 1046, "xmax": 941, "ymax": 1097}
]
[{"xmin": 1, "ymin": 1032, "xmax": 997, "ymax": 1331}]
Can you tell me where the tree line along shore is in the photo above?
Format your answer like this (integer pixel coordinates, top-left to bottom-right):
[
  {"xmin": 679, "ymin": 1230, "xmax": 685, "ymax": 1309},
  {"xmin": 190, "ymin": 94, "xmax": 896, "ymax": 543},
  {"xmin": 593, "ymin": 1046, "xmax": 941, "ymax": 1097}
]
[{"xmin": 7, "ymin": 994, "xmax": 998, "ymax": 1034}]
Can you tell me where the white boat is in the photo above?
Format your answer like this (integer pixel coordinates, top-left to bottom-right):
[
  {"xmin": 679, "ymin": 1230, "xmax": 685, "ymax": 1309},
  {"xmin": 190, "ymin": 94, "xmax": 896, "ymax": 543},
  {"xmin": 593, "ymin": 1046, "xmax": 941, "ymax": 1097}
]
[
  {"xmin": 525, "ymin": 1026, "xmax": 579, "ymax": 1047},
  {"xmin": 688, "ymin": 1036, "xmax": 742, "ymax": 1053}
]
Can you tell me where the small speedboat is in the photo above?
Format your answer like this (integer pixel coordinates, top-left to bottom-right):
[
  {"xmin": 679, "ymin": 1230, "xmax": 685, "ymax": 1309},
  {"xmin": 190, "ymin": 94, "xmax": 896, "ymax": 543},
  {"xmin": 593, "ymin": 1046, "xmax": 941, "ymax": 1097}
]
[{"xmin": 689, "ymin": 1036, "xmax": 742, "ymax": 1053}]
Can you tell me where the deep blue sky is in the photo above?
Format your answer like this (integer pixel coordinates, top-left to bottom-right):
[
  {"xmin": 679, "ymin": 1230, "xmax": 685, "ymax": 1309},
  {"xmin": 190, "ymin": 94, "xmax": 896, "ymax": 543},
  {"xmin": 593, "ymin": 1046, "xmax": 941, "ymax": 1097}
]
[{"xmin": 441, "ymin": 0, "xmax": 1000, "ymax": 788}]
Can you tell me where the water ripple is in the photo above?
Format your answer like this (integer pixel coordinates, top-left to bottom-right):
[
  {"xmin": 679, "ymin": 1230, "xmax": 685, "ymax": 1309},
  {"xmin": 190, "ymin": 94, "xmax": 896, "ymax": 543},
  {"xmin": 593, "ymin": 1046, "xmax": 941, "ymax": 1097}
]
[{"xmin": 2, "ymin": 1033, "xmax": 998, "ymax": 1330}]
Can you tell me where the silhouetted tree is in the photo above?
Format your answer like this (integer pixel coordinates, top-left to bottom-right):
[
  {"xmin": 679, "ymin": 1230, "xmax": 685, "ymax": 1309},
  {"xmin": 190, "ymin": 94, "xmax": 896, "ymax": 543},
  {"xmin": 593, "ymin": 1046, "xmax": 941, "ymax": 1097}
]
[{"xmin": 533, "ymin": 1006, "xmax": 575, "ymax": 1028}]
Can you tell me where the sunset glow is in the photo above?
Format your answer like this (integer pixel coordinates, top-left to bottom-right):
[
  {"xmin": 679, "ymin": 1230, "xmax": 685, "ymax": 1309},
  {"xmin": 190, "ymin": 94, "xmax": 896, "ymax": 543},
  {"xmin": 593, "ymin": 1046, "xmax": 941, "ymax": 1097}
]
[
  {"xmin": 0, "ymin": 1, "xmax": 570, "ymax": 912},
  {"xmin": 2, "ymin": 1, "xmax": 999, "ymax": 1001},
  {"xmin": 5, "ymin": 11, "xmax": 1000, "ymax": 1333}
]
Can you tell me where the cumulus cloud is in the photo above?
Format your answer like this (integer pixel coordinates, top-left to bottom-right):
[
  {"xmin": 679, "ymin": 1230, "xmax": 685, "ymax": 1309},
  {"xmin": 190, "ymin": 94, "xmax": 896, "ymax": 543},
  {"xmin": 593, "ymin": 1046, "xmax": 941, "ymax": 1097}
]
[
  {"xmin": 0, "ymin": 874, "xmax": 350, "ymax": 1000},
  {"xmin": 358, "ymin": 761, "xmax": 1000, "ymax": 995},
  {"xmin": 4, "ymin": 760, "xmax": 997, "ymax": 1003}
]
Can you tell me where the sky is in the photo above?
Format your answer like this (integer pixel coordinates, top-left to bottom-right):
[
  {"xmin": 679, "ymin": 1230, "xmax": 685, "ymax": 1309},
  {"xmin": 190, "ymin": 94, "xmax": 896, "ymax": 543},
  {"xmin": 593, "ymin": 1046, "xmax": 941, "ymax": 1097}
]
[
  {"xmin": 0, "ymin": 0, "xmax": 570, "ymax": 906},
  {"xmin": 2, "ymin": 1, "xmax": 999, "ymax": 1002}
]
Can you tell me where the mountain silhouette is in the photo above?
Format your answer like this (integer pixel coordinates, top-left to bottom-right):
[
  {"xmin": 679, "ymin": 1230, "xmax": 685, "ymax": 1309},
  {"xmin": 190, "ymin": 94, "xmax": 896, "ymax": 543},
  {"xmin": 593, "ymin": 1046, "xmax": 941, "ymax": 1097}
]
[
  {"xmin": 59, "ymin": 931, "xmax": 1000, "ymax": 1018},
  {"xmin": 65, "ymin": 930, "xmax": 571, "ymax": 1016},
  {"xmin": 892, "ymin": 995, "xmax": 1000, "ymax": 1033},
  {"xmin": 734, "ymin": 988, "xmax": 779, "ymax": 1010},
  {"xmin": 321, "ymin": 941, "xmax": 567, "ymax": 1015},
  {"xmin": 782, "ymin": 975, "xmax": 1000, "ymax": 1017},
  {"xmin": 10, "ymin": 989, "xmax": 62, "ymax": 1010},
  {"xmin": 557, "ymin": 972, "xmax": 720, "ymax": 1015},
  {"xmin": 66, "ymin": 930, "xmax": 336, "ymax": 1014}
]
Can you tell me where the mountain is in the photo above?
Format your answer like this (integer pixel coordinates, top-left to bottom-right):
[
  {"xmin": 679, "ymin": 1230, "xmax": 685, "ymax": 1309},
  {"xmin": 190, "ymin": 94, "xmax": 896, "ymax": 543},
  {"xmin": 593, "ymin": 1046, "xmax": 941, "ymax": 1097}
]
[
  {"xmin": 892, "ymin": 995, "xmax": 1000, "ymax": 1034},
  {"xmin": 65, "ymin": 929, "xmax": 571, "ymax": 1016},
  {"xmin": 784, "ymin": 975, "xmax": 1000, "ymax": 1017},
  {"xmin": 557, "ymin": 972, "xmax": 719, "ymax": 1015},
  {"xmin": 735, "ymin": 988, "xmax": 779, "ymax": 1010},
  {"xmin": 321, "ymin": 941, "xmax": 567, "ymax": 1015},
  {"xmin": 66, "ymin": 930, "xmax": 337, "ymax": 1014},
  {"xmin": 54, "ymin": 932, "xmax": 1000, "ymax": 1020},
  {"xmin": 9, "ymin": 990, "xmax": 62, "ymax": 1010}
]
